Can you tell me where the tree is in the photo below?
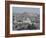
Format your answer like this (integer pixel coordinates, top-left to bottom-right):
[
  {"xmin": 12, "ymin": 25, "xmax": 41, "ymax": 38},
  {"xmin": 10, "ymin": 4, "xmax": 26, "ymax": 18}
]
[{"xmin": 31, "ymin": 16, "xmax": 35, "ymax": 29}]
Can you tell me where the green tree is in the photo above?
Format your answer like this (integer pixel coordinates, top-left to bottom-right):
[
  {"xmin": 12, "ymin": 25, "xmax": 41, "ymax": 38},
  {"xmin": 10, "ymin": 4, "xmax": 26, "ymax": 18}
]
[{"xmin": 31, "ymin": 16, "xmax": 35, "ymax": 29}]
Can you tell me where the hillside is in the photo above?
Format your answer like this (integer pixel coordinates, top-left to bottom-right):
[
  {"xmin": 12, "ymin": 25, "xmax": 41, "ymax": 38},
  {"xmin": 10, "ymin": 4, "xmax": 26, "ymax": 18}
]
[{"xmin": 13, "ymin": 12, "xmax": 40, "ymax": 30}]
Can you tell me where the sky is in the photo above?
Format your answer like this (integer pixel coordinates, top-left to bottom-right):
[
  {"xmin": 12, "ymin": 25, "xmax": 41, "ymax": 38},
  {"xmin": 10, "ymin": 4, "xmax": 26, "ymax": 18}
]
[{"xmin": 12, "ymin": 7, "xmax": 40, "ymax": 15}]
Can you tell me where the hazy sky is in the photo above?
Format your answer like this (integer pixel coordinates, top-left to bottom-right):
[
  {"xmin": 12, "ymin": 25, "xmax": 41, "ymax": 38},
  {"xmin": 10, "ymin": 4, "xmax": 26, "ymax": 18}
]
[{"xmin": 12, "ymin": 7, "xmax": 40, "ymax": 15}]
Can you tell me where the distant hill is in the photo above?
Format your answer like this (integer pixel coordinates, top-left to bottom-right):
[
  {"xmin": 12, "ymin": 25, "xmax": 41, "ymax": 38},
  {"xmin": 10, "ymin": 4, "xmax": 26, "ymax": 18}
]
[{"xmin": 13, "ymin": 12, "xmax": 40, "ymax": 18}]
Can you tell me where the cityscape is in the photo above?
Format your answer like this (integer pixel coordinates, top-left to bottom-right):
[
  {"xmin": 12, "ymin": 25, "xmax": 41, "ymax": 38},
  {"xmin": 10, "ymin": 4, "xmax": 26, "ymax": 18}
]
[{"xmin": 13, "ymin": 12, "xmax": 40, "ymax": 30}]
